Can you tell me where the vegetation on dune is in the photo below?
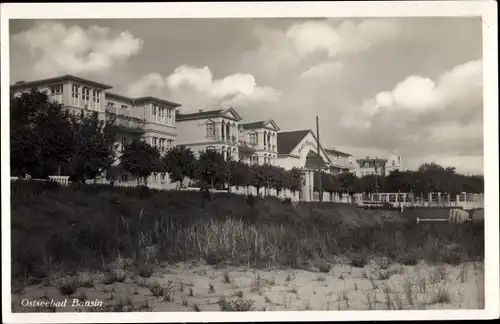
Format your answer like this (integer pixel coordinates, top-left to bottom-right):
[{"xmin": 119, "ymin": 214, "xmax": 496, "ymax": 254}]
[{"xmin": 11, "ymin": 181, "xmax": 484, "ymax": 282}]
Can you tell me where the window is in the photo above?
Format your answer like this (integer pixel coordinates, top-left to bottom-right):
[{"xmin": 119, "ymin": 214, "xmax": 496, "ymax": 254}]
[
  {"xmin": 206, "ymin": 122, "xmax": 215, "ymax": 137},
  {"xmin": 159, "ymin": 106, "xmax": 165, "ymax": 123},
  {"xmin": 82, "ymin": 87, "xmax": 90, "ymax": 109},
  {"xmin": 392, "ymin": 160, "xmax": 395, "ymax": 166},
  {"xmin": 152, "ymin": 173, "xmax": 157, "ymax": 183},
  {"xmin": 49, "ymin": 85, "xmax": 63, "ymax": 103},
  {"xmin": 72, "ymin": 85, "xmax": 80, "ymax": 106},
  {"xmin": 92, "ymin": 90, "xmax": 101, "ymax": 110},
  {"xmin": 121, "ymin": 174, "xmax": 128, "ymax": 182},
  {"xmin": 121, "ymin": 105, "xmax": 128, "ymax": 110},
  {"xmin": 249, "ymin": 133, "xmax": 257, "ymax": 145},
  {"xmin": 160, "ymin": 173, "xmax": 165, "ymax": 182},
  {"xmin": 160, "ymin": 138, "xmax": 166, "ymax": 152},
  {"xmin": 152, "ymin": 104, "xmax": 158, "ymax": 122},
  {"xmin": 167, "ymin": 108, "xmax": 173, "ymax": 125},
  {"xmin": 167, "ymin": 139, "xmax": 174, "ymax": 149},
  {"xmin": 152, "ymin": 137, "xmax": 158, "ymax": 147}
]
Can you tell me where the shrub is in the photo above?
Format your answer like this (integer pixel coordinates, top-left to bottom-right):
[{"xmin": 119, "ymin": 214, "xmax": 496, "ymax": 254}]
[
  {"xmin": 148, "ymin": 282, "xmax": 164, "ymax": 297},
  {"xmin": 56, "ymin": 277, "xmax": 79, "ymax": 296},
  {"xmin": 138, "ymin": 265, "xmax": 154, "ymax": 278},
  {"xmin": 350, "ymin": 253, "xmax": 368, "ymax": 268},
  {"xmin": 397, "ymin": 250, "xmax": 421, "ymax": 266},
  {"xmin": 218, "ymin": 298, "xmax": 256, "ymax": 311}
]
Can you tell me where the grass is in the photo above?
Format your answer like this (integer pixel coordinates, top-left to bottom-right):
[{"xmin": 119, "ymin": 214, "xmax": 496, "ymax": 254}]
[
  {"xmin": 218, "ymin": 297, "xmax": 256, "ymax": 311},
  {"xmin": 11, "ymin": 181, "xmax": 484, "ymax": 287}
]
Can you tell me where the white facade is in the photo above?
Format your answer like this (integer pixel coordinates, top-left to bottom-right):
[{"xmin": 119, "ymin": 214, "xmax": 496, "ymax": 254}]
[
  {"xmin": 11, "ymin": 75, "xmax": 404, "ymax": 197},
  {"xmin": 353, "ymin": 155, "xmax": 403, "ymax": 177},
  {"xmin": 276, "ymin": 130, "xmax": 331, "ymax": 170},
  {"xmin": 176, "ymin": 108, "xmax": 242, "ymax": 161},
  {"xmin": 239, "ymin": 120, "xmax": 280, "ymax": 165}
]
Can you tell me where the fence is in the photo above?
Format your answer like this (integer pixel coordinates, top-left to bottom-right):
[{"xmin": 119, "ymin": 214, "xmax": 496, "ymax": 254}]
[{"xmin": 10, "ymin": 176, "xmax": 484, "ymax": 208}]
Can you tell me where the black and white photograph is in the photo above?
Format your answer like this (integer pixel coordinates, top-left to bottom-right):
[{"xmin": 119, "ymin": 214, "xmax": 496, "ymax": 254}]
[{"xmin": 1, "ymin": 1, "xmax": 498, "ymax": 322}]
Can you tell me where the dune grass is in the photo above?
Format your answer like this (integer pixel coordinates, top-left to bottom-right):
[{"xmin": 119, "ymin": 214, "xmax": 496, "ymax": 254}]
[{"xmin": 11, "ymin": 180, "xmax": 484, "ymax": 284}]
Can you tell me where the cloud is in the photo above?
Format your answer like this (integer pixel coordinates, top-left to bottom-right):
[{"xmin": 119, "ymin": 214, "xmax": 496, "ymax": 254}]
[
  {"xmin": 300, "ymin": 61, "xmax": 344, "ymax": 80},
  {"xmin": 126, "ymin": 65, "xmax": 281, "ymax": 111},
  {"xmin": 340, "ymin": 59, "xmax": 483, "ymax": 162},
  {"xmin": 12, "ymin": 21, "xmax": 143, "ymax": 76},
  {"xmin": 242, "ymin": 19, "xmax": 399, "ymax": 79}
]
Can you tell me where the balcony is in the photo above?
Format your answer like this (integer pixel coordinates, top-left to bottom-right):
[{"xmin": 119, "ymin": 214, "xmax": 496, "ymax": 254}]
[
  {"xmin": 238, "ymin": 140, "xmax": 257, "ymax": 153},
  {"xmin": 106, "ymin": 108, "xmax": 145, "ymax": 134},
  {"xmin": 263, "ymin": 144, "xmax": 276, "ymax": 152}
]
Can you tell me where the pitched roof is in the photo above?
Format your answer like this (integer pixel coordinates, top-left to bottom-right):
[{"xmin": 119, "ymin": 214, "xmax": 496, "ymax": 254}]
[
  {"xmin": 241, "ymin": 119, "xmax": 280, "ymax": 131},
  {"xmin": 277, "ymin": 130, "xmax": 311, "ymax": 154},
  {"xmin": 305, "ymin": 151, "xmax": 328, "ymax": 169},
  {"xmin": 10, "ymin": 74, "xmax": 113, "ymax": 90},
  {"xmin": 176, "ymin": 108, "xmax": 241, "ymax": 121},
  {"xmin": 325, "ymin": 148, "xmax": 352, "ymax": 157},
  {"xmin": 134, "ymin": 96, "xmax": 181, "ymax": 108},
  {"xmin": 356, "ymin": 158, "xmax": 388, "ymax": 168}
]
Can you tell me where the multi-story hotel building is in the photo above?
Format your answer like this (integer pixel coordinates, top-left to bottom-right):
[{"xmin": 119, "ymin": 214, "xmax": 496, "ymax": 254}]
[
  {"xmin": 10, "ymin": 74, "xmax": 402, "ymax": 193},
  {"xmin": 11, "ymin": 75, "xmax": 181, "ymax": 188}
]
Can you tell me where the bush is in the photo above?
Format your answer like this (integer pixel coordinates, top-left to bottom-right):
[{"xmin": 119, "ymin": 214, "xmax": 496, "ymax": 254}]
[
  {"xmin": 396, "ymin": 250, "xmax": 421, "ymax": 266},
  {"xmin": 350, "ymin": 253, "xmax": 369, "ymax": 268}
]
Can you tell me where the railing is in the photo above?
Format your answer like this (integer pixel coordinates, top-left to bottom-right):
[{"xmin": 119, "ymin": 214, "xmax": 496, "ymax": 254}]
[
  {"xmin": 11, "ymin": 175, "xmax": 71, "ymax": 186},
  {"xmin": 238, "ymin": 140, "xmax": 257, "ymax": 150},
  {"xmin": 113, "ymin": 118, "xmax": 146, "ymax": 132}
]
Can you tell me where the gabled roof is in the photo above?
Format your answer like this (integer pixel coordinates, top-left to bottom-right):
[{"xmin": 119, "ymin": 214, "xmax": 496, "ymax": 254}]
[
  {"xmin": 241, "ymin": 119, "xmax": 280, "ymax": 131},
  {"xmin": 325, "ymin": 148, "xmax": 352, "ymax": 157},
  {"xmin": 277, "ymin": 129, "xmax": 332, "ymax": 164},
  {"xmin": 176, "ymin": 108, "xmax": 242, "ymax": 122},
  {"xmin": 10, "ymin": 74, "xmax": 113, "ymax": 90},
  {"xmin": 277, "ymin": 130, "xmax": 311, "ymax": 155}
]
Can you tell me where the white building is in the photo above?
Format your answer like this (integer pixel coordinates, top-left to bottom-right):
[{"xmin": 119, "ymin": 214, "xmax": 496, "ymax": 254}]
[
  {"xmin": 352, "ymin": 155, "xmax": 403, "ymax": 177},
  {"xmin": 175, "ymin": 108, "xmax": 242, "ymax": 161},
  {"xmin": 11, "ymin": 75, "xmax": 182, "ymax": 189},
  {"xmin": 10, "ymin": 74, "xmax": 404, "ymax": 198},
  {"xmin": 239, "ymin": 120, "xmax": 280, "ymax": 165},
  {"xmin": 324, "ymin": 148, "xmax": 357, "ymax": 174}
]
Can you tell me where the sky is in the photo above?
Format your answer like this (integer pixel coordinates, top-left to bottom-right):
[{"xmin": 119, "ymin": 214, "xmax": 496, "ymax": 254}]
[{"xmin": 8, "ymin": 17, "xmax": 484, "ymax": 175}]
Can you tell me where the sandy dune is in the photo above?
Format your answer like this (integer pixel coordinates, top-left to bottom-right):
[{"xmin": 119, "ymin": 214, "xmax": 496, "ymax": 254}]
[{"xmin": 12, "ymin": 259, "xmax": 484, "ymax": 312}]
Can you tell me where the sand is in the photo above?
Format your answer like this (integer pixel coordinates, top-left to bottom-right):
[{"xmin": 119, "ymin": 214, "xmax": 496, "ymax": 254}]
[{"xmin": 11, "ymin": 259, "xmax": 484, "ymax": 312}]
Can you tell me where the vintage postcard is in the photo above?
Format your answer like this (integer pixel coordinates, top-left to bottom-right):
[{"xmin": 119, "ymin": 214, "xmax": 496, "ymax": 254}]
[{"xmin": 1, "ymin": 1, "xmax": 498, "ymax": 323}]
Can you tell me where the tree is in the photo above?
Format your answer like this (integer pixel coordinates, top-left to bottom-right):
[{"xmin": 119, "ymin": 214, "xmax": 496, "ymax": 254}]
[
  {"xmin": 67, "ymin": 111, "xmax": 119, "ymax": 183},
  {"xmin": 162, "ymin": 145, "xmax": 196, "ymax": 188},
  {"xmin": 337, "ymin": 172, "xmax": 356, "ymax": 194},
  {"xmin": 271, "ymin": 167, "xmax": 290, "ymax": 196},
  {"xmin": 195, "ymin": 149, "xmax": 228, "ymax": 190},
  {"xmin": 249, "ymin": 164, "xmax": 267, "ymax": 196},
  {"xmin": 288, "ymin": 167, "xmax": 303, "ymax": 194},
  {"xmin": 227, "ymin": 159, "xmax": 250, "ymax": 193},
  {"xmin": 10, "ymin": 89, "xmax": 75, "ymax": 177},
  {"xmin": 120, "ymin": 139, "xmax": 161, "ymax": 185},
  {"xmin": 322, "ymin": 172, "xmax": 341, "ymax": 197}
]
